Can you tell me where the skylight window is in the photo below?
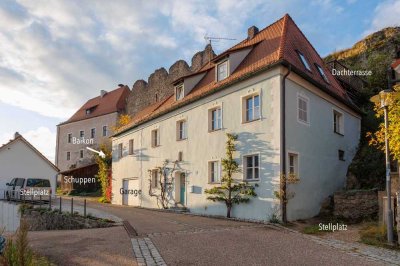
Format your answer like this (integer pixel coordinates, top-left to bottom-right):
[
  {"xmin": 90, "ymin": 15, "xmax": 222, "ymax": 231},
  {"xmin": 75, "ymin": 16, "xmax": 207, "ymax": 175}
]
[
  {"xmin": 297, "ymin": 51, "xmax": 311, "ymax": 71},
  {"xmin": 316, "ymin": 64, "xmax": 330, "ymax": 83},
  {"xmin": 217, "ymin": 61, "xmax": 228, "ymax": 81}
]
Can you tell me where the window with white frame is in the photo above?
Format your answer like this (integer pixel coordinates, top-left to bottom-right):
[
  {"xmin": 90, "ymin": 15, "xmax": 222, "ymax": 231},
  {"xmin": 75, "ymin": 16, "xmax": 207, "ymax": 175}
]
[
  {"xmin": 79, "ymin": 149, "xmax": 84, "ymax": 159},
  {"xmin": 288, "ymin": 153, "xmax": 299, "ymax": 179},
  {"xmin": 151, "ymin": 129, "xmax": 160, "ymax": 147},
  {"xmin": 217, "ymin": 61, "xmax": 228, "ymax": 81},
  {"xmin": 297, "ymin": 95, "xmax": 309, "ymax": 124},
  {"xmin": 333, "ymin": 110, "xmax": 344, "ymax": 135},
  {"xmin": 244, "ymin": 94, "xmax": 260, "ymax": 122},
  {"xmin": 175, "ymin": 84, "xmax": 184, "ymax": 101},
  {"xmin": 102, "ymin": 126, "xmax": 108, "ymax": 137},
  {"xmin": 128, "ymin": 139, "xmax": 134, "ymax": 155},
  {"xmin": 209, "ymin": 107, "xmax": 222, "ymax": 131},
  {"xmin": 151, "ymin": 169, "xmax": 159, "ymax": 188},
  {"xmin": 244, "ymin": 154, "xmax": 259, "ymax": 180},
  {"xmin": 118, "ymin": 143, "xmax": 123, "ymax": 158},
  {"xmin": 177, "ymin": 120, "xmax": 187, "ymax": 140},
  {"xmin": 209, "ymin": 161, "xmax": 221, "ymax": 183}
]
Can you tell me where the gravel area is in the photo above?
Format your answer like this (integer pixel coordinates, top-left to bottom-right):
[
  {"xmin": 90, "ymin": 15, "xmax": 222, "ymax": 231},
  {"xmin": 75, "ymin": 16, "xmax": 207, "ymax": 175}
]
[{"xmin": 28, "ymin": 226, "xmax": 136, "ymax": 266}]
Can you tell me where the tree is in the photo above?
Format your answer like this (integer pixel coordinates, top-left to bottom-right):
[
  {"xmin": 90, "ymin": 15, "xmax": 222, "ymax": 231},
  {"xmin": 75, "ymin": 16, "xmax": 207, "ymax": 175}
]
[
  {"xmin": 368, "ymin": 84, "xmax": 400, "ymax": 162},
  {"xmin": 95, "ymin": 140, "xmax": 112, "ymax": 203},
  {"xmin": 148, "ymin": 160, "xmax": 178, "ymax": 209},
  {"xmin": 113, "ymin": 114, "xmax": 132, "ymax": 132},
  {"xmin": 205, "ymin": 133, "xmax": 257, "ymax": 218}
]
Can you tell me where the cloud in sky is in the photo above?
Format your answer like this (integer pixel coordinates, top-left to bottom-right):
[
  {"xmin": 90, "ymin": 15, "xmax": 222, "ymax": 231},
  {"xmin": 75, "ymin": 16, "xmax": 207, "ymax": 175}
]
[
  {"xmin": 366, "ymin": 0, "xmax": 400, "ymax": 34},
  {"xmin": 0, "ymin": 126, "xmax": 56, "ymax": 163}
]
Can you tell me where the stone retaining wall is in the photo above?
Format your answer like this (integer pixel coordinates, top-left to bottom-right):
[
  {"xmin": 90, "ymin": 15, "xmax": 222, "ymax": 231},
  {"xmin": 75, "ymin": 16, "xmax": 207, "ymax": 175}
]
[{"xmin": 333, "ymin": 189, "xmax": 378, "ymax": 222}]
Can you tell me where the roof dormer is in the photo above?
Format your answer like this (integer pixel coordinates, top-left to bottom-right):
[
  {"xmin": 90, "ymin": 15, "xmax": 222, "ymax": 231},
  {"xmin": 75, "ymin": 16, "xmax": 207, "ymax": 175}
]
[
  {"xmin": 216, "ymin": 59, "xmax": 229, "ymax": 82},
  {"xmin": 175, "ymin": 83, "xmax": 184, "ymax": 101}
]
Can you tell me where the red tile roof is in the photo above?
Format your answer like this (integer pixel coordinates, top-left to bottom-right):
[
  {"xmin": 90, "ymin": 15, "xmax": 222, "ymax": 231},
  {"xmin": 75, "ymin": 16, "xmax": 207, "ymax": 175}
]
[
  {"xmin": 60, "ymin": 86, "xmax": 130, "ymax": 125},
  {"xmin": 392, "ymin": 58, "xmax": 400, "ymax": 69},
  {"xmin": 115, "ymin": 14, "xmax": 356, "ymax": 136}
]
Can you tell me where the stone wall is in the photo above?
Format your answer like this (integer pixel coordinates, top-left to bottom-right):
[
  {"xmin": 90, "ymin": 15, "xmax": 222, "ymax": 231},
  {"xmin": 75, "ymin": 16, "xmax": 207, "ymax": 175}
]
[
  {"xmin": 126, "ymin": 44, "xmax": 215, "ymax": 116},
  {"xmin": 397, "ymin": 192, "xmax": 400, "ymax": 245},
  {"xmin": 333, "ymin": 189, "xmax": 378, "ymax": 222}
]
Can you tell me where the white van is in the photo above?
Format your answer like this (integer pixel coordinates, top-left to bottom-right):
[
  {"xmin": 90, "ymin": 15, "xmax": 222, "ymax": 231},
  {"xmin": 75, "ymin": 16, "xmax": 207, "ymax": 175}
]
[{"xmin": 5, "ymin": 178, "xmax": 52, "ymax": 201}]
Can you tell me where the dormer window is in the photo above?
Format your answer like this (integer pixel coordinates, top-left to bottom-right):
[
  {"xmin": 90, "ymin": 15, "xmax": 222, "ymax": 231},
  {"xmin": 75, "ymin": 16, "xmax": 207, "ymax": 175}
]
[
  {"xmin": 175, "ymin": 83, "xmax": 184, "ymax": 101},
  {"xmin": 316, "ymin": 64, "xmax": 330, "ymax": 83},
  {"xmin": 297, "ymin": 51, "xmax": 311, "ymax": 72},
  {"xmin": 85, "ymin": 106, "xmax": 97, "ymax": 115},
  {"xmin": 217, "ymin": 60, "xmax": 228, "ymax": 81}
]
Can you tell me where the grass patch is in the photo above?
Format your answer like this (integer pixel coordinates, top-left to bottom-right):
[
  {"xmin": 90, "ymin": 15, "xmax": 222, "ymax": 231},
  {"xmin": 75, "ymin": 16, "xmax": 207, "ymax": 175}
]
[
  {"xmin": 302, "ymin": 224, "xmax": 332, "ymax": 235},
  {"xmin": 359, "ymin": 223, "xmax": 399, "ymax": 250}
]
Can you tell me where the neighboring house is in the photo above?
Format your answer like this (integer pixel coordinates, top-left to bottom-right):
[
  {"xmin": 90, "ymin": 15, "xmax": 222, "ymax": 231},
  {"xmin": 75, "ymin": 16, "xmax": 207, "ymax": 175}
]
[
  {"xmin": 56, "ymin": 85, "xmax": 130, "ymax": 192},
  {"xmin": 111, "ymin": 14, "xmax": 361, "ymax": 221},
  {"xmin": 0, "ymin": 132, "xmax": 58, "ymax": 198}
]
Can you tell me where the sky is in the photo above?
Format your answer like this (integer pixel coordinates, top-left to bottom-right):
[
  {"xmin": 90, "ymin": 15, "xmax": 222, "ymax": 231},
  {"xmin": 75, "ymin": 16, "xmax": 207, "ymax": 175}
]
[{"xmin": 0, "ymin": 0, "xmax": 399, "ymax": 163}]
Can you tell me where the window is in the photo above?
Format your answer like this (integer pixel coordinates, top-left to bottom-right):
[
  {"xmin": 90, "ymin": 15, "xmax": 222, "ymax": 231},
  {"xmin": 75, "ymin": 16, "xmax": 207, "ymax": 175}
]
[
  {"xmin": 316, "ymin": 64, "xmax": 329, "ymax": 83},
  {"xmin": 66, "ymin": 152, "xmax": 70, "ymax": 161},
  {"xmin": 298, "ymin": 95, "xmax": 309, "ymax": 124},
  {"xmin": 209, "ymin": 107, "xmax": 222, "ymax": 131},
  {"xmin": 129, "ymin": 139, "xmax": 134, "ymax": 155},
  {"xmin": 244, "ymin": 154, "xmax": 259, "ymax": 180},
  {"xmin": 86, "ymin": 109, "xmax": 91, "ymax": 115},
  {"xmin": 177, "ymin": 120, "xmax": 187, "ymax": 140},
  {"xmin": 80, "ymin": 130, "xmax": 84, "ymax": 138},
  {"xmin": 244, "ymin": 94, "xmax": 260, "ymax": 122},
  {"xmin": 79, "ymin": 149, "xmax": 84, "ymax": 158},
  {"xmin": 175, "ymin": 84, "xmax": 184, "ymax": 101},
  {"xmin": 151, "ymin": 170, "xmax": 159, "ymax": 188},
  {"xmin": 209, "ymin": 161, "xmax": 221, "ymax": 183},
  {"xmin": 67, "ymin": 133, "xmax": 72, "ymax": 143},
  {"xmin": 288, "ymin": 153, "xmax": 299, "ymax": 179},
  {"xmin": 102, "ymin": 126, "xmax": 108, "ymax": 137},
  {"xmin": 333, "ymin": 110, "xmax": 344, "ymax": 135},
  {"xmin": 118, "ymin": 143, "xmax": 123, "ymax": 158},
  {"xmin": 178, "ymin": 151, "xmax": 183, "ymax": 162},
  {"xmin": 338, "ymin": 150, "xmax": 345, "ymax": 161},
  {"xmin": 151, "ymin": 129, "xmax": 160, "ymax": 147},
  {"xmin": 91, "ymin": 128, "xmax": 96, "ymax": 138},
  {"xmin": 297, "ymin": 51, "xmax": 311, "ymax": 71},
  {"xmin": 217, "ymin": 61, "xmax": 228, "ymax": 81}
]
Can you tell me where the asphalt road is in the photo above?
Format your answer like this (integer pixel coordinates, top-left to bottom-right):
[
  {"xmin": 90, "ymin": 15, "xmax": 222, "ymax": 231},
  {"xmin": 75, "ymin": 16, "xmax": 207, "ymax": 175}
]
[{"xmin": 70, "ymin": 201, "xmax": 385, "ymax": 266}]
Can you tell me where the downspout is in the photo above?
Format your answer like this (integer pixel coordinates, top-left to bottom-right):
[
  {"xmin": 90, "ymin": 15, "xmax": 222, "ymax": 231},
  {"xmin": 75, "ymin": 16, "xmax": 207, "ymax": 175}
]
[{"xmin": 281, "ymin": 65, "xmax": 291, "ymax": 223}]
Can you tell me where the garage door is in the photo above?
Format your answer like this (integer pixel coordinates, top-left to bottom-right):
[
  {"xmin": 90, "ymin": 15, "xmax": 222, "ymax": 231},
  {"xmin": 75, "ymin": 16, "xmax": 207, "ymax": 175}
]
[{"xmin": 122, "ymin": 178, "xmax": 140, "ymax": 206}]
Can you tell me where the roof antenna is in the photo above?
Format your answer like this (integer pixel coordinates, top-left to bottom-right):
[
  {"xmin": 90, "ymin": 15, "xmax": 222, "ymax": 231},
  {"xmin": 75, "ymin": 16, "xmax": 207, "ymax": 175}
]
[{"xmin": 204, "ymin": 35, "xmax": 236, "ymax": 65}]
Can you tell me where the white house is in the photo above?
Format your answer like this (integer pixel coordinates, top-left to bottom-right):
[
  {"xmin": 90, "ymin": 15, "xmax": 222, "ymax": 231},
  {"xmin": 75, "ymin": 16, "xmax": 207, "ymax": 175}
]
[
  {"xmin": 111, "ymin": 14, "xmax": 361, "ymax": 221},
  {"xmin": 0, "ymin": 132, "xmax": 58, "ymax": 198}
]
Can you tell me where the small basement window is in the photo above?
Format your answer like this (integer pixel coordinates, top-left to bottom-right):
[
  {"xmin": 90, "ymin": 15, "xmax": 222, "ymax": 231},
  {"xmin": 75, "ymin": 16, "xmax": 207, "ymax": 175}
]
[
  {"xmin": 316, "ymin": 64, "xmax": 330, "ymax": 83},
  {"xmin": 338, "ymin": 150, "xmax": 345, "ymax": 161},
  {"xmin": 297, "ymin": 51, "xmax": 311, "ymax": 71}
]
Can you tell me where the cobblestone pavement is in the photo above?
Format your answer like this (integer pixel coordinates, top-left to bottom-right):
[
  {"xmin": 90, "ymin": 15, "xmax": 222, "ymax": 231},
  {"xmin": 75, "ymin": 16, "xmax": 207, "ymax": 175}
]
[
  {"xmin": 131, "ymin": 238, "xmax": 166, "ymax": 266},
  {"xmin": 277, "ymin": 225, "xmax": 400, "ymax": 265}
]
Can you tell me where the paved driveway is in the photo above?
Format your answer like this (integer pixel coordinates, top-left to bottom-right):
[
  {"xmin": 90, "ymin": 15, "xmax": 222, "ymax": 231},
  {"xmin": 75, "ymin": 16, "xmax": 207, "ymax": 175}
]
[{"xmin": 69, "ymin": 201, "xmax": 389, "ymax": 266}]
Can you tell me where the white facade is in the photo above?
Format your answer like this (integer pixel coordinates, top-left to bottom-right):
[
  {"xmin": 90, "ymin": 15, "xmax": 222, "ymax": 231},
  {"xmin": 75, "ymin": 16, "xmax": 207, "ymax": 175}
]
[
  {"xmin": 0, "ymin": 137, "xmax": 58, "ymax": 198},
  {"xmin": 112, "ymin": 66, "xmax": 361, "ymax": 221}
]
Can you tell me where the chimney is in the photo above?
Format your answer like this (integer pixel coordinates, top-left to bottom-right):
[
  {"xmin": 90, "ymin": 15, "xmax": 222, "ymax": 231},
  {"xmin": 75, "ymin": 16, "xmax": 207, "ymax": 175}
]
[
  {"xmin": 100, "ymin": 90, "xmax": 107, "ymax": 97},
  {"xmin": 248, "ymin": 26, "xmax": 259, "ymax": 40},
  {"xmin": 14, "ymin": 132, "xmax": 21, "ymax": 139}
]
